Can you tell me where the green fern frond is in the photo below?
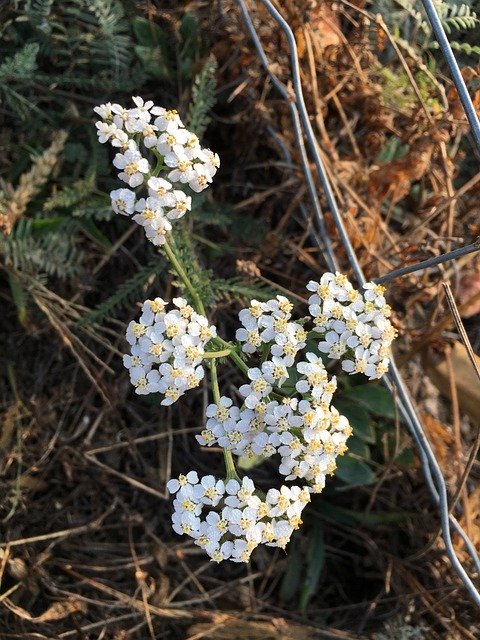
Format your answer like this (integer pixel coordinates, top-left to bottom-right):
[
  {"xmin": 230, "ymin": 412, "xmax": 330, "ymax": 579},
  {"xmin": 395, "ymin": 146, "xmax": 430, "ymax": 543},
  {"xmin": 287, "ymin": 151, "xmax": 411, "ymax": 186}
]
[
  {"xmin": 25, "ymin": 0, "xmax": 54, "ymax": 34},
  {"xmin": 0, "ymin": 43, "xmax": 43, "ymax": 118},
  {"xmin": 440, "ymin": 3, "xmax": 478, "ymax": 33},
  {"xmin": 88, "ymin": 0, "xmax": 133, "ymax": 79},
  {"xmin": 0, "ymin": 219, "xmax": 83, "ymax": 280},
  {"xmin": 172, "ymin": 227, "xmax": 217, "ymax": 306},
  {"xmin": 78, "ymin": 259, "xmax": 162, "ymax": 325},
  {"xmin": 211, "ymin": 278, "xmax": 278, "ymax": 304},
  {"xmin": 71, "ymin": 201, "xmax": 113, "ymax": 220},
  {"xmin": 43, "ymin": 174, "xmax": 96, "ymax": 211},
  {"xmin": 449, "ymin": 40, "xmax": 480, "ymax": 56},
  {"xmin": 187, "ymin": 55, "xmax": 218, "ymax": 137},
  {"xmin": 0, "ymin": 42, "xmax": 40, "ymax": 78}
]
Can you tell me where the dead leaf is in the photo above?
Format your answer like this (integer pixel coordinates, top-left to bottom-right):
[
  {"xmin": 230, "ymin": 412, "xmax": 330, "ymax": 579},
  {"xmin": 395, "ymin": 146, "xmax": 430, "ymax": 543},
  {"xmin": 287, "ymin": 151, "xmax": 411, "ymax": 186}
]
[
  {"xmin": 4, "ymin": 596, "xmax": 86, "ymax": 622},
  {"xmin": 368, "ymin": 136, "xmax": 434, "ymax": 205},
  {"xmin": 454, "ymin": 484, "xmax": 480, "ymax": 556},
  {"xmin": 419, "ymin": 412, "xmax": 454, "ymax": 470},
  {"xmin": 424, "ymin": 342, "xmax": 480, "ymax": 423},
  {"xmin": 17, "ymin": 475, "xmax": 48, "ymax": 491},
  {"xmin": 0, "ymin": 405, "xmax": 17, "ymax": 452},
  {"xmin": 457, "ymin": 268, "xmax": 480, "ymax": 318},
  {"xmin": 187, "ymin": 614, "xmax": 314, "ymax": 640}
]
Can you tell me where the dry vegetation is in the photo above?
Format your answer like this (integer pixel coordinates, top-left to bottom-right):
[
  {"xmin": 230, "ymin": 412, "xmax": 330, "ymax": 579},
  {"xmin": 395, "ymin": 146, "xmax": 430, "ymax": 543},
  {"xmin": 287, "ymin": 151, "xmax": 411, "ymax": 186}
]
[{"xmin": 1, "ymin": 0, "xmax": 480, "ymax": 638}]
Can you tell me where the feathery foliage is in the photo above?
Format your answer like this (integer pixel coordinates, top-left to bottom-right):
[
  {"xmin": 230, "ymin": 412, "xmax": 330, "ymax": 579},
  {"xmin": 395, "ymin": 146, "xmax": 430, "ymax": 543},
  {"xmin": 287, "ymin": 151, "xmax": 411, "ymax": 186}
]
[
  {"xmin": 187, "ymin": 55, "xmax": 218, "ymax": 137},
  {"xmin": 0, "ymin": 219, "xmax": 83, "ymax": 280},
  {"xmin": 78, "ymin": 259, "xmax": 163, "ymax": 326}
]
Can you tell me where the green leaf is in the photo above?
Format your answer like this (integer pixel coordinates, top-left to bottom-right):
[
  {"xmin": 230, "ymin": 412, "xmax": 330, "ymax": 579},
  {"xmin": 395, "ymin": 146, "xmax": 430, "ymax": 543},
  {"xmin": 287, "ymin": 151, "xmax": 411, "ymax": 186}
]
[
  {"xmin": 132, "ymin": 17, "xmax": 171, "ymax": 80},
  {"xmin": 134, "ymin": 45, "xmax": 170, "ymax": 81},
  {"xmin": 8, "ymin": 272, "xmax": 28, "ymax": 329},
  {"xmin": 279, "ymin": 537, "xmax": 302, "ymax": 602},
  {"xmin": 346, "ymin": 436, "xmax": 370, "ymax": 460},
  {"xmin": 30, "ymin": 217, "xmax": 65, "ymax": 232},
  {"xmin": 333, "ymin": 398, "xmax": 375, "ymax": 443},
  {"xmin": 339, "ymin": 384, "xmax": 395, "ymax": 418},
  {"xmin": 335, "ymin": 455, "xmax": 376, "ymax": 486},
  {"xmin": 394, "ymin": 448, "xmax": 415, "ymax": 468},
  {"xmin": 299, "ymin": 523, "xmax": 324, "ymax": 613}
]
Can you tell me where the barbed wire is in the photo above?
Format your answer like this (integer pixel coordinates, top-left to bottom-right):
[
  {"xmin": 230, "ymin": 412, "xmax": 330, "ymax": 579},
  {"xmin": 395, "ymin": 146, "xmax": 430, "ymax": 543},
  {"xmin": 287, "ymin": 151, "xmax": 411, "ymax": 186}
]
[{"xmin": 236, "ymin": 0, "xmax": 480, "ymax": 607}]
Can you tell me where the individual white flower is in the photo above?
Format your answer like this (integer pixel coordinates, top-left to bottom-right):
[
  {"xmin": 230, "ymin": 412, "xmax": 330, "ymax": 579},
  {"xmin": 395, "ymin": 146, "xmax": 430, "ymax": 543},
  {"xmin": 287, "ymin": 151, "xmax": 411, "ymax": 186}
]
[
  {"xmin": 172, "ymin": 510, "xmax": 201, "ymax": 536},
  {"xmin": 147, "ymin": 176, "xmax": 174, "ymax": 205},
  {"xmin": 131, "ymin": 96, "xmax": 154, "ymax": 119},
  {"xmin": 113, "ymin": 142, "xmax": 150, "ymax": 188},
  {"xmin": 156, "ymin": 128, "xmax": 190, "ymax": 156},
  {"xmin": 192, "ymin": 475, "xmax": 225, "ymax": 506},
  {"xmin": 239, "ymin": 368, "xmax": 272, "ymax": 409},
  {"xmin": 144, "ymin": 216, "xmax": 172, "ymax": 246},
  {"xmin": 111, "ymin": 128, "xmax": 129, "ymax": 150},
  {"xmin": 200, "ymin": 148, "xmax": 220, "ymax": 177},
  {"xmin": 130, "ymin": 120, "xmax": 158, "ymax": 148},
  {"xmin": 132, "ymin": 369, "xmax": 161, "ymax": 395},
  {"xmin": 165, "ymin": 152, "xmax": 195, "ymax": 184},
  {"xmin": 111, "ymin": 103, "xmax": 139, "ymax": 132},
  {"xmin": 132, "ymin": 196, "xmax": 164, "ymax": 227},
  {"xmin": 166, "ymin": 190, "xmax": 192, "ymax": 220},
  {"xmin": 188, "ymin": 163, "xmax": 213, "ymax": 193},
  {"xmin": 153, "ymin": 108, "xmax": 184, "ymax": 132},
  {"xmin": 167, "ymin": 471, "xmax": 199, "ymax": 494},
  {"xmin": 110, "ymin": 188, "xmax": 136, "ymax": 216},
  {"xmin": 95, "ymin": 121, "xmax": 118, "ymax": 143},
  {"xmin": 182, "ymin": 133, "xmax": 203, "ymax": 160},
  {"xmin": 261, "ymin": 358, "xmax": 289, "ymax": 387},
  {"xmin": 94, "ymin": 102, "xmax": 113, "ymax": 120}
]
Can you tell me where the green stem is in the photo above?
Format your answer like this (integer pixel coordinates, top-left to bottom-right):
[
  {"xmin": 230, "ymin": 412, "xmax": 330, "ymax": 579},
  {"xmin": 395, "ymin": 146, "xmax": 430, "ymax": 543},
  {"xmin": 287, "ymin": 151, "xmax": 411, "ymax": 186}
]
[
  {"xmin": 203, "ymin": 349, "xmax": 231, "ymax": 359},
  {"xmin": 214, "ymin": 336, "xmax": 249, "ymax": 375},
  {"xmin": 210, "ymin": 358, "xmax": 240, "ymax": 482},
  {"xmin": 152, "ymin": 149, "xmax": 167, "ymax": 177},
  {"xmin": 163, "ymin": 239, "xmax": 206, "ymax": 315},
  {"xmin": 162, "ymin": 237, "xmax": 240, "ymax": 482}
]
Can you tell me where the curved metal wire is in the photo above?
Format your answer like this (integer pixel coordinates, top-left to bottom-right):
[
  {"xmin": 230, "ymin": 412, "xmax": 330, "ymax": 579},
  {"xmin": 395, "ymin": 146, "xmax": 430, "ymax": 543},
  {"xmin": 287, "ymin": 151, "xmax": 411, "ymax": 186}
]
[
  {"xmin": 420, "ymin": 0, "xmax": 480, "ymax": 150},
  {"xmin": 236, "ymin": 0, "xmax": 480, "ymax": 607}
]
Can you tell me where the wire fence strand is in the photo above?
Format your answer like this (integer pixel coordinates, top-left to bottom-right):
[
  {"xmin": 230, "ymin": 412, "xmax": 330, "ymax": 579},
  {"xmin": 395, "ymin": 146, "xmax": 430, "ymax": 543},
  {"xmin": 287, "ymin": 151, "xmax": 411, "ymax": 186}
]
[{"xmin": 236, "ymin": 0, "xmax": 480, "ymax": 607}]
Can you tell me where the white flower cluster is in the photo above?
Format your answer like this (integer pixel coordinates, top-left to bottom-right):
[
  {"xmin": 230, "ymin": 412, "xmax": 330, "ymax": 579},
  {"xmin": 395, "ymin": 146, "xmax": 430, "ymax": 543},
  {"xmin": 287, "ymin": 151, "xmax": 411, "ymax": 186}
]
[
  {"xmin": 197, "ymin": 365, "xmax": 351, "ymax": 493},
  {"xmin": 235, "ymin": 295, "xmax": 307, "ymax": 363},
  {"xmin": 124, "ymin": 297, "xmax": 216, "ymax": 405},
  {"xmin": 94, "ymin": 97, "xmax": 220, "ymax": 246},
  {"xmin": 195, "ymin": 295, "xmax": 353, "ymax": 494},
  {"xmin": 167, "ymin": 472, "xmax": 311, "ymax": 562},
  {"xmin": 307, "ymin": 273, "xmax": 397, "ymax": 380}
]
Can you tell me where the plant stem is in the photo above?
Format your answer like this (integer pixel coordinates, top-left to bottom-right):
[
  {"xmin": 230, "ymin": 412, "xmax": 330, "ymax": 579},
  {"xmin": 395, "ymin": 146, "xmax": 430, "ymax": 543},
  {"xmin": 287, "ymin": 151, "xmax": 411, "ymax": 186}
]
[
  {"xmin": 163, "ymin": 239, "xmax": 206, "ymax": 315},
  {"xmin": 210, "ymin": 358, "xmax": 241, "ymax": 482},
  {"xmin": 162, "ymin": 238, "xmax": 240, "ymax": 482},
  {"xmin": 214, "ymin": 336, "xmax": 249, "ymax": 375},
  {"xmin": 203, "ymin": 349, "xmax": 231, "ymax": 359}
]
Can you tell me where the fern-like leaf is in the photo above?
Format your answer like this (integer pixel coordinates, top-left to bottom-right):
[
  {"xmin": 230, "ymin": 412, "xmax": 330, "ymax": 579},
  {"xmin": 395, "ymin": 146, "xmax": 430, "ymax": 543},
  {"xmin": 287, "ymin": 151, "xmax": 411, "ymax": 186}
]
[
  {"xmin": 78, "ymin": 259, "xmax": 163, "ymax": 325},
  {"xmin": 211, "ymin": 278, "xmax": 278, "ymax": 304},
  {"xmin": 0, "ymin": 219, "xmax": 83, "ymax": 280},
  {"xmin": 43, "ymin": 174, "xmax": 96, "ymax": 211},
  {"xmin": 25, "ymin": 0, "xmax": 54, "ymax": 34},
  {"xmin": 187, "ymin": 55, "xmax": 218, "ymax": 137}
]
